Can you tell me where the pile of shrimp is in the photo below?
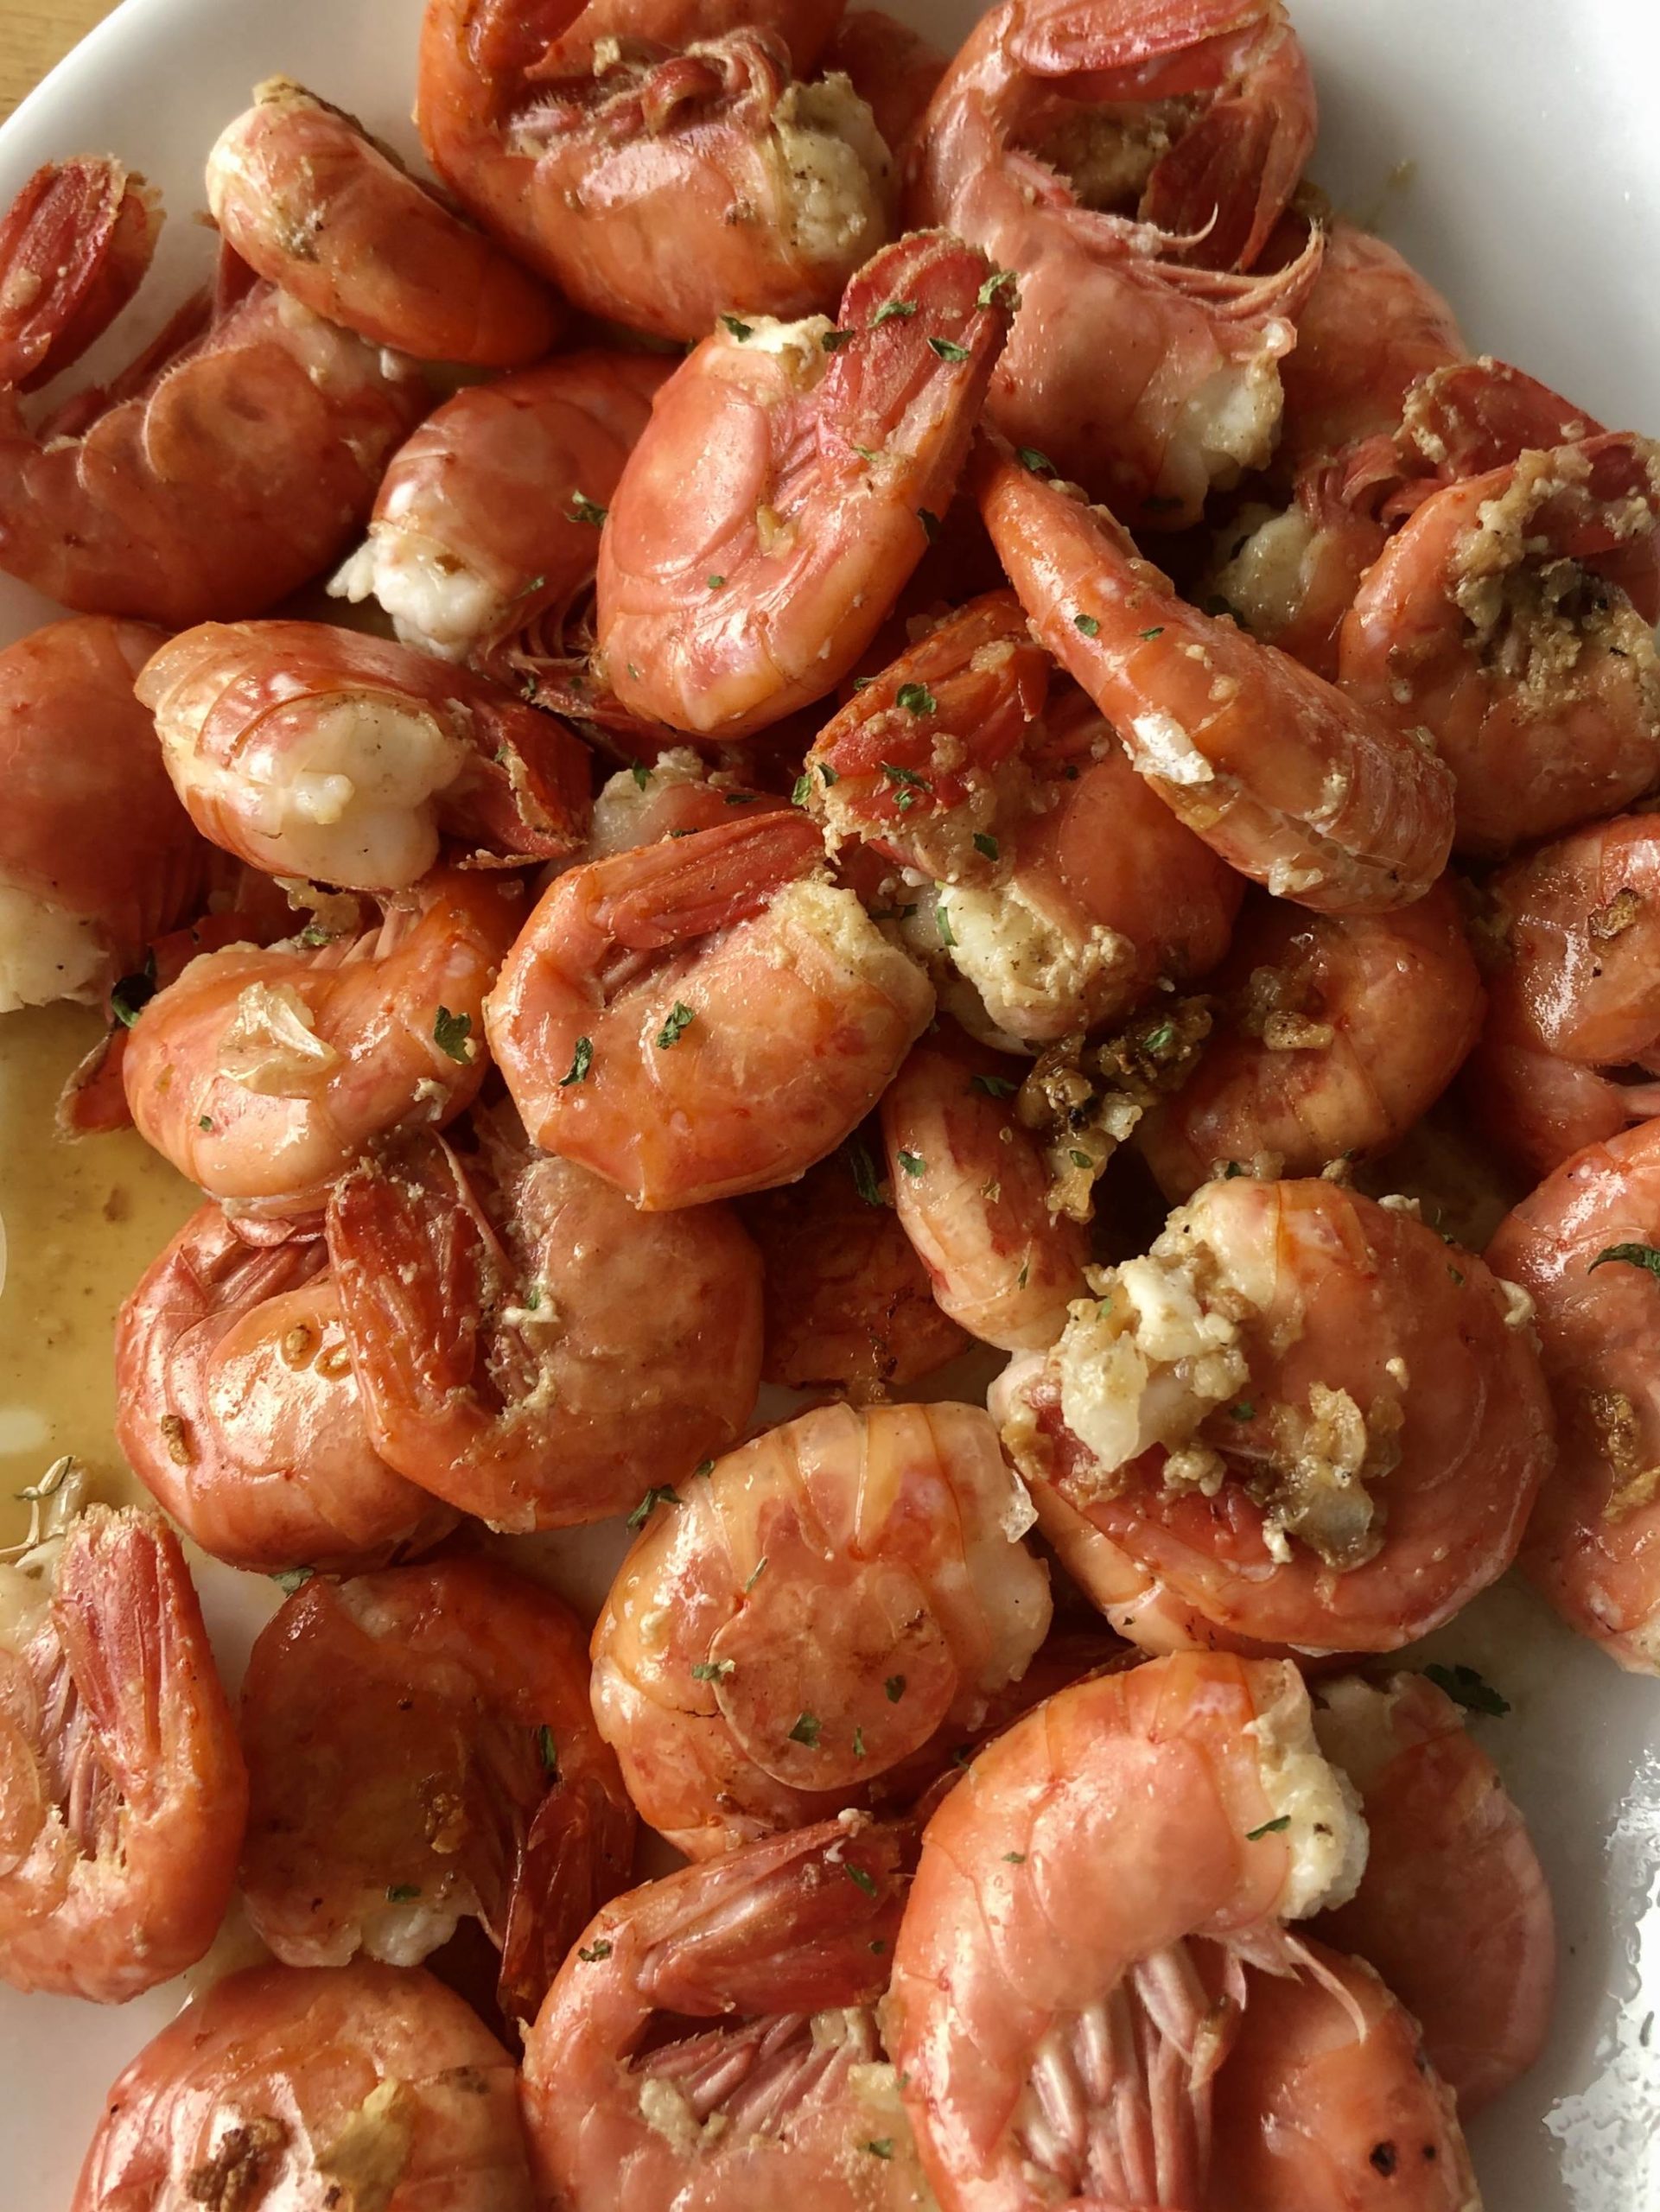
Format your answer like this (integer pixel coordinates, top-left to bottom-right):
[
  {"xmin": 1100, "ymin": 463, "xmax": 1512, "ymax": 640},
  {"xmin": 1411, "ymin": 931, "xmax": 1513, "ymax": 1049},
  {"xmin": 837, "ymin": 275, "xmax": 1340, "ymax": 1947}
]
[{"xmin": 10, "ymin": 0, "xmax": 1660, "ymax": 2202}]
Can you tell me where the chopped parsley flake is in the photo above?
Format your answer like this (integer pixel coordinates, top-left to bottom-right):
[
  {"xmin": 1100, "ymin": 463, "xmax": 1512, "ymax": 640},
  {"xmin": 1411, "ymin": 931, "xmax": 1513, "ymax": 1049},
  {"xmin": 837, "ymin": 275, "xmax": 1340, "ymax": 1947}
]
[
  {"xmin": 928, "ymin": 336, "xmax": 970, "ymax": 362},
  {"xmin": 1590, "ymin": 1243, "xmax": 1660, "ymax": 1279},
  {"xmin": 691, "ymin": 1659, "xmax": 735, "ymax": 1682},
  {"xmin": 536, "ymin": 1726, "xmax": 558, "ymax": 1777},
  {"xmin": 1016, "ymin": 446, "xmax": 1053, "ymax": 474},
  {"xmin": 386, "ymin": 1883, "xmax": 423, "ymax": 1901},
  {"xmin": 976, "ymin": 268, "xmax": 1019, "ymax": 308},
  {"xmin": 897, "ymin": 1149, "xmax": 925, "ymax": 1178},
  {"xmin": 884, "ymin": 1675, "xmax": 906, "ymax": 1703},
  {"xmin": 630, "ymin": 762, "xmax": 652, "ymax": 791},
  {"xmin": 844, "ymin": 1863, "xmax": 878, "ymax": 1896},
  {"xmin": 973, "ymin": 832, "xmax": 1000, "ymax": 861},
  {"xmin": 1073, "ymin": 613, "xmax": 1101, "ymax": 637},
  {"xmin": 844, "ymin": 1137, "xmax": 884, "ymax": 1207},
  {"xmin": 433, "ymin": 1007, "xmax": 472, "ymax": 1063},
  {"xmin": 559, "ymin": 1037, "xmax": 593, "ymax": 1087},
  {"xmin": 1245, "ymin": 1816, "xmax": 1291, "ymax": 1841},
  {"xmin": 577, "ymin": 1939, "xmax": 613, "ymax": 1962},
  {"xmin": 567, "ymin": 492, "xmax": 608, "ymax": 527},
  {"xmin": 971, "ymin": 1073, "xmax": 1018, "ymax": 1098},
  {"xmin": 1423, "ymin": 1662, "xmax": 1511, "ymax": 1718},
  {"xmin": 870, "ymin": 298, "xmax": 918, "ymax": 327},
  {"xmin": 788, "ymin": 1712, "xmax": 822, "ymax": 1747},
  {"xmin": 656, "ymin": 1001, "xmax": 695, "ymax": 1049},
  {"xmin": 721, "ymin": 313, "xmax": 754, "ymax": 340},
  {"xmin": 626, "ymin": 1484, "xmax": 681, "ymax": 1531},
  {"xmin": 895, "ymin": 682, "xmax": 937, "ymax": 715},
  {"xmin": 270, "ymin": 1567, "xmax": 314, "ymax": 1595}
]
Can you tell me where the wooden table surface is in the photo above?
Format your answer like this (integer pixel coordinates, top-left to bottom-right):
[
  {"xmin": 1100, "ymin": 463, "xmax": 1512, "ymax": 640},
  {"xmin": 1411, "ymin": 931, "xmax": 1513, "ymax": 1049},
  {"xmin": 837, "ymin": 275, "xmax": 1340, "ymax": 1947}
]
[{"xmin": 0, "ymin": 0, "xmax": 117, "ymax": 120}]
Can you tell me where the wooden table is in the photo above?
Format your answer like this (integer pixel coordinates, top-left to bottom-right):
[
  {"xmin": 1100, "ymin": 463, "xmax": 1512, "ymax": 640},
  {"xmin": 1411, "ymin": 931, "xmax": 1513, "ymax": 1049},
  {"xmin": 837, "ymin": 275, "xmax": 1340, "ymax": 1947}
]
[{"xmin": 0, "ymin": 0, "xmax": 117, "ymax": 120}]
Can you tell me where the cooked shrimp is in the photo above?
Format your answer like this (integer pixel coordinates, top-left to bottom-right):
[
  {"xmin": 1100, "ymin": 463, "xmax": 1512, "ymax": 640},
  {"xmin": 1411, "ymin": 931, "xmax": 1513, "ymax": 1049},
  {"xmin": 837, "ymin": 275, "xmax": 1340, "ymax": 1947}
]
[
  {"xmin": 1312, "ymin": 1670, "xmax": 1555, "ymax": 2113},
  {"xmin": 909, "ymin": 0, "xmax": 1320, "ymax": 523},
  {"xmin": 0, "ymin": 614, "xmax": 208, "ymax": 1015},
  {"xmin": 823, "ymin": 9, "xmax": 948, "ymax": 156},
  {"xmin": 0, "ymin": 158, "xmax": 424, "ymax": 624},
  {"xmin": 1486, "ymin": 1119, "xmax": 1660, "ymax": 1672},
  {"xmin": 521, "ymin": 1815, "xmax": 933, "ymax": 2212},
  {"xmin": 886, "ymin": 1652, "xmax": 1377, "ymax": 2211},
  {"xmin": 1338, "ymin": 433, "xmax": 1660, "ymax": 855},
  {"xmin": 329, "ymin": 352, "xmax": 671, "ymax": 664},
  {"xmin": 485, "ymin": 810, "xmax": 933, "ymax": 1208},
  {"xmin": 325, "ymin": 1113, "xmax": 763, "ymax": 1529},
  {"xmin": 0, "ymin": 1502, "xmax": 246, "ymax": 2002},
  {"xmin": 419, "ymin": 5, "xmax": 890, "ymax": 342},
  {"xmin": 738, "ymin": 1137, "xmax": 971, "ymax": 1395},
  {"xmin": 588, "ymin": 747, "xmax": 792, "ymax": 858},
  {"xmin": 879, "ymin": 1026, "xmax": 1089, "ymax": 1350},
  {"xmin": 137, "ymin": 620, "xmax": 593, "ymax": 891},
  {"xmin": 979, "ymin": 444, "xmax": 1457, "ymax": 911},
  {"xmin": 207, "ymin": 77, "xmax": 558, "ymax": 365},
  {"xmin": 122, "ymin": 868, "xmax": 521, "ymax": 1217},
  {"xmin": 0, "ymin": 156, "xmax": 157, "ymax": 391},
  {"xmin": 595, "ymin": 230, "xmax": 1012, "ymax": 737},
  {"xmin": 239, "ymin": 1558, "xmax": 633, "ymax": 2018},
  {"xmin": 71, "ymin": 1959, "xmax": 534, "ymax": 2211},
  {"xmin": 113, "ymin": 1201, "xmax": 455, "ymax": 1572},
  {"xmin": 997, "ymin": 1174, "xmax": 1555, "ymax": 1653},
  {"xmin": 589, "ymin": 1400, "xmax": 1052, "ymax": 1857},
  {"xmin": 1137, "ymin": 878, "xmax": 1485, "ymax": 1199}
]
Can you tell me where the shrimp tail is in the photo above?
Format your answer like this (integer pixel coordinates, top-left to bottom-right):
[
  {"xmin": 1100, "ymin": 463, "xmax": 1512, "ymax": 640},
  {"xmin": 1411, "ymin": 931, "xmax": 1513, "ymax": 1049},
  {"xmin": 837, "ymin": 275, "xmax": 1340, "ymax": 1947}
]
[
  {"xmin": 0, "ymin": 158, "xmax": 161, "ymax": 392},
  {"xmin": 1393, "ymin": 355, "xmax": 1607, "ymax": 505},
  {"xmin": 594, "ymin": 810, "xmax": 824, "ymax": 950},
  {"xmin": 439, "ymin": 700, "xmax": 596, "ymax": 866},
  {"xmin": 497, "ymin": 1770, "xmax": 638, "ymax": 2023}
]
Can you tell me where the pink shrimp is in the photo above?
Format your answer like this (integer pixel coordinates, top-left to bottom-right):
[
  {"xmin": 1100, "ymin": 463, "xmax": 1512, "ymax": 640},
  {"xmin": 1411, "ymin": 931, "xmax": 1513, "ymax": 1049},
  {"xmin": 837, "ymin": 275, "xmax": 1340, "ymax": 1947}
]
[
  {"xmin": 0, "ymin": 1504, "xmax": 246, "ymax": 2002},
  {"xmin": 71, "ymin": 1959, "xmax": 535, "ymax": 2211},
  {"xmin": 113, "ymin": 1201, "xmax": 455, "ymax": 1572},
  {"xmin": 0, "ymin": 157, "xmax": 425, "ymax": 625},
  {"xmin": 1487, "ymin": 1119, "xmax": 1660, "ymax": 1673},
  {"xmin": 520, "ymin": 1815, "xmax": 934, "ymax": 2212},
  {"xmin": 0, "ymin": 614, "xmax": 209, "ymax": 1015},
  {"xmin": 595, "ymin": 230, "xmax": 1013, "ymax": 738},
  {"xmin": 996, "ymin": 1173, "xmax": 1555, "ymax": 1654},
  {"xmin": 324, "ymin": 1113, "xmax": 764, "ymax": 1529},
  {"xmin": 137, "ymin": 620, "xmax": 593, "ymax": 892},
  {"xmin": 328, "ymin": 351, "xmax": 671, "ymax": 664},
  {"xmin": 1312, "ymin": 1669, "xmax": 1556, "ymax": 2113},
  {"xmin": 588, "ymin": 1400, "xmax": 1052, "ymax": 1857},
  {"xmin": 121, "ymin": 868, "xmax": 522, "ymax": 1217},
  {"xmin": 206, "ymin": 77, "xmax": 558, "ymax": 365},
  {"xmin": 485, "ymin": 810, "xmax": 933, "ymax": 1208},
  {"xmin": 1136, "ymin": 878, "xmax": 1485, "ymax": 1199},
  {"xmin": 239, "ymin": 1557, "xmax": 633, "ymax": 2021},
  {"xmin": 979, "ymin": 444, "xmax": 1457, "ymax": 912},
  {"xmin": 0, "ymin": 156, "xmax": 157, "ymax": 391}
]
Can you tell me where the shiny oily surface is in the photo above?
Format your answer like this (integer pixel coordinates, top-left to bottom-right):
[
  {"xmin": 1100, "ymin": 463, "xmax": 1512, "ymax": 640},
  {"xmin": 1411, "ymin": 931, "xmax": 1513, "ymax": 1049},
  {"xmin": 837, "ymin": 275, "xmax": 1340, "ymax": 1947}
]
[{"xmin": 0, "ymin": 2, "xmax": 1657, "ymax": 2209}]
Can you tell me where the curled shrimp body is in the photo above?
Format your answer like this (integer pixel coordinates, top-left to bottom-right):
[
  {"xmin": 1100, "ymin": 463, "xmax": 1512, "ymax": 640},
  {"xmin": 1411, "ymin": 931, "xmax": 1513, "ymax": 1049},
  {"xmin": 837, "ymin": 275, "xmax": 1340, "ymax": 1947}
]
[
  {"xmin": 137, "ymin": 621, "xmax": 593, "ymax": 892},
  {"xmin": 589, "ymin": 1400, "xmax": 1051, "ymax": 1858},
  {"xmin": 0, "ymin": 1504, "xmax": 246, "ymax": 2002},
  {"xmin": 485, "ymin": 811, "xmax": 934, "ymax": 1209},
  {"xmin": 207, "ymin": 78, "xmax": 558, "ymax": 365},
  {"xmin": 1337, "ymin": 434, "xmax": 1660, "ymax": 855},
  {"xmin": 880, "ymin": 1027, "xmax": 1089, "ymax": 1351},
  {"xmin": 328, "ymin": 353, "xmax": 671, "ymax": 664},
  {"xmin": 521, "ymin": 1815, "xmax": 933, "ymax": 2212},
  {"xmin": 1312, "ymin": 1671, "xmax": 1555, "ymax": 2114},
  {"xmin": 595, "ymin": 231, "xmax": 1012, "ymax": 738},
  {"xmin": 122, "ymin": 869, "xmax": 521, "ymax": 1217},
  {"xmin": 72, "ymin": 1959, "xmax": 534, "ymax": 2212},
  {"xmin": 1486, "ymin": 1120, "xmax": 1660, "ymax": 1673},
  {"xmin": 325, "ymin": 1116, "xmax": 763, "ymax": 1530},
  {"xmin": 1136, "ymin": 879, "xmax": 1485, "ymax": 1200},
  {"xmin": 113, "ymin": 1202, "xmax": 455, "ymax": 1573},
  {"xmin": 239, "ymin": 1559, "xmax": 633, "ymax": 2019},
  {"xmin": 887, "ymin": 1652, "xmax": 1377, "ymax": 2212},
  {"xmin": 997, "ymin": 1175, "xmax": 1554, "ymax": 1654},
  {"xmin": 979, "ymin": 448, "xmax": 1456, "ymax": 912},
  {"xmin": 0, "ymin": 614, "xmax": 207, "ymax": 1015},
  {"xmin": 0, "ymin": 158, "xmax": 425, "ymax": 625}
]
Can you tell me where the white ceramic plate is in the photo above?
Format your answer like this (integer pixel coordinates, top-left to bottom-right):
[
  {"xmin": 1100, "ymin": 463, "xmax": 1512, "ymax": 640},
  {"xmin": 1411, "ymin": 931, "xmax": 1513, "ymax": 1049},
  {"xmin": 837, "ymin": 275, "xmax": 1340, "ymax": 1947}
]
[{"xmin": 1, "ymin": 1, "xmax": 1657, "ymax": 2203}]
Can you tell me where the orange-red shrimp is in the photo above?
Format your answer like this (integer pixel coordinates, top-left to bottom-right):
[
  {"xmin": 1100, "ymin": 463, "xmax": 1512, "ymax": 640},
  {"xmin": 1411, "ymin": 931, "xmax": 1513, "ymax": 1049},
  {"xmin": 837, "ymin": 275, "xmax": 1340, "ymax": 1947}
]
[
  {"xmin": 908, "ymin": 0, "xmax": 1320, "ymax": 524},
  {"xmin": 137, "ymin": 620, "xmax": 593, "ymax": 891},
  {"xmin": 880, "ymin": 1027, "xmax": 1089, "ymax": 1350},
  {"xmin": 589, "ymin": 1400, "xmax": 1052, "ymax": 1858},
  {"xmin": 980, "ymin": 445, "xmax": 1456, "ymax": 912},
  {"xmin": 0, "ymin": 156, "xmax": 157, "ymax": 391},
  {"xmin": 0, "ymin": 614, "xmax": 209, "ymax": 1014},
  {"xmin": 595, "ymin": 231, "xmax": 1012, "ymax": 737},
  {"xmin": 1464, "ymin": 816, "xmax": 1660, "ymax": 1181},
  {"xmin": 485, "ymin": 810, "xmax": 933, "ymax": 1208},
  {"xmin": 207, "ymin": 78, "xmax": 558, "ymax": 365},
  {"xmin": 822, "ymin": 9, "xmax": 947, "ymax": 156},
  {"xmin": 1487, "ymin": 1120, "xmax": 1660, "ymax": 1672},
  {"xmin": 887, "ymin": 1653, "xmax": 1385, "ymax": 2212},
  {"xmin": 1312, "ymin": 1669, "xmax": 1555, "ymax": 2113},
  {"xmin": 1137, "ymin": 878, "xmax": 1485, "ymax": 1199},
  {"xmin": 121, "ymin": 868, "xmax": 521, "ymax": 1217},
  {"xmin": 738, "ymin": 1137, "xmax": 971, "ymax": 1395},
  {"xmin": 0, "ymin": 1503, "xmax": 246, "ymax": 2002},
  {"xmin": 521, "ymin": 1815, "xmax": 932, "ymax": 2212},
  {"xmin": 113, "ymin": 1201, "xmax": 455, "ymax": 1572},
  {"xmin": 71, "ymin": 1959, "xmax": 535, "ymax": 2212},
  {"xmin": 329, "ymin": 352, "xmax": 671, "ymax": 664},
  {"xmin": 996, "ymin": 1174, "xmax": 1555, "ymax": 1654},
  {"xmin": 1338, "ymin": 433, "xmax": 1660, "ymax": 855},
  {"xmin": 239, "ymin": 1558, "xmax": 633, "ymax": 2019},
  {"xmin": 0, "ymin": 158, "xmax": 425, "ymax": 625},
  {"xmin": 324, "ymin": 1115, "xmax": 763, "ymax": 1529}
]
